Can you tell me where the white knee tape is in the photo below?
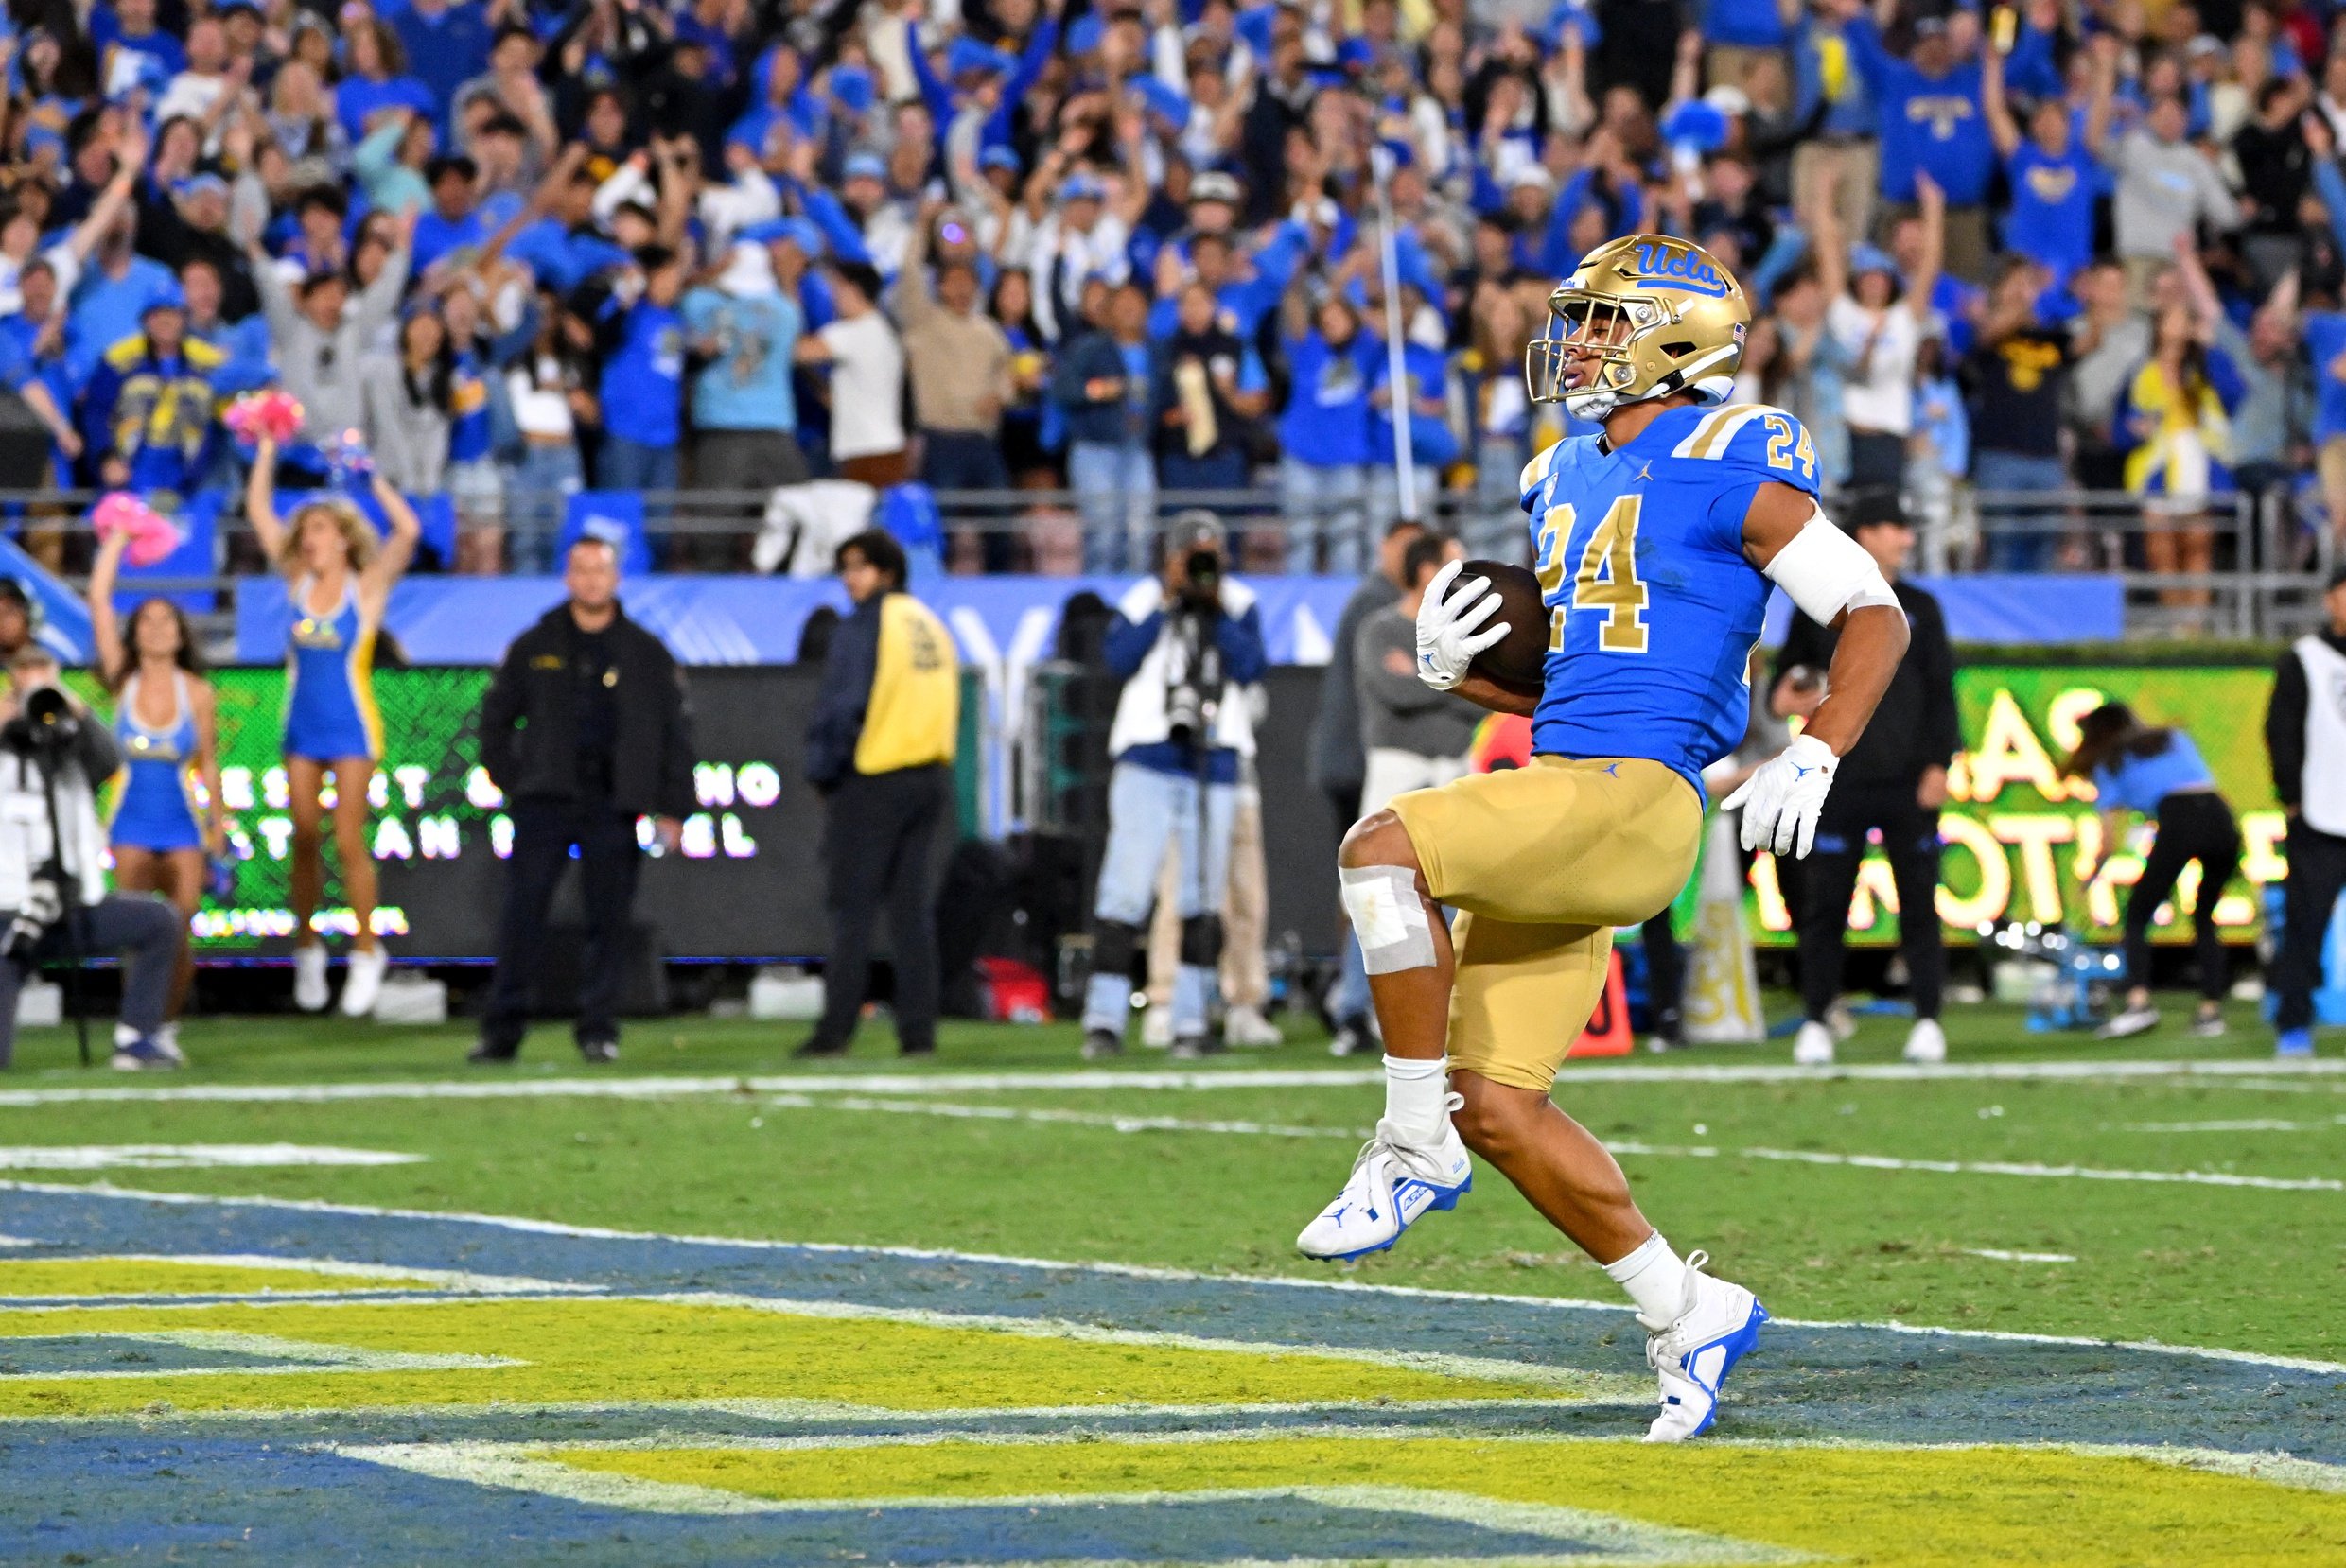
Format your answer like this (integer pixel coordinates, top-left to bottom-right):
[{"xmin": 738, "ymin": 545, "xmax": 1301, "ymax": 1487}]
[{"xmin": 1340, "ymin": 864, "xmax": 1437, "ymax": 974}]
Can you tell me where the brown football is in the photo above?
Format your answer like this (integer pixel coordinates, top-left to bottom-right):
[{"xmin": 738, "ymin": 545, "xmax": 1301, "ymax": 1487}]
[{"xmin": 1458, "ymin": 559, "xmax": 1550, "ymax": 690}]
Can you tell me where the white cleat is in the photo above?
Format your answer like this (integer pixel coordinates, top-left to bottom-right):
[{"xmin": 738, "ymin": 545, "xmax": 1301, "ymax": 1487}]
[
  {"xmin": 1297, "ymin": 1102, "xmax": 1472, "ymax": 1262},
  {"xmin": 340, "ymin": 945, "xmax": 390, "ymax": 1019},
  {"xmin": 1140, "ymin": 1005, "xmax": 1175, "ymax": 1050},
  {"xmin": 2096, "ymin": 1006, "xmax": 2159, "ymax": 1040},
  {"xmin": 1793, "ymin": 1020, "xmax": 1835, "ymax": 1066},
  {"xmin": 292, "ymin": 943, "xmax": 330, "ymax": 1013},
  {"xmin": 151, "ymin": 1021, "xmax": 185, "ymax": 1066},
  {"xmin": 1222, "ymin": 1004, "xmax": 1283, "ymax": 1049},
  {"xmin": 1641, "ymin": 1250, "xmax": 1769, "ymax": 1442},
  {"xmin": 1902, "ymin": 1019, "xmax": 1946, "ymax": 1064}
]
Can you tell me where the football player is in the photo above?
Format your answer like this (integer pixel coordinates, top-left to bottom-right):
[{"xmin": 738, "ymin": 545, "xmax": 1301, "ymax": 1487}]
[{"xmin": 1295, "ymin": 235, "xmax": 1913, "ymax": 1441}]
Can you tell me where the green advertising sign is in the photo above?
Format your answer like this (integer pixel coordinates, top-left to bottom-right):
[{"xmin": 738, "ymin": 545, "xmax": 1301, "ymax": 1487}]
[{"xmin": 1746, "ymin": 663, "xmax": 2285, "ymax": 945}]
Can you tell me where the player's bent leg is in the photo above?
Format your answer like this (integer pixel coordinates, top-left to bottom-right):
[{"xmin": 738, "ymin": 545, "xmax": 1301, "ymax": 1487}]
[
  {"xmin": 1447, "ymin": 910, "xmax": 1765, "ymax": 1440},
  {"xmin": 1294, "ymin": 810, "xmax": 1471, "ymax": 1262}
]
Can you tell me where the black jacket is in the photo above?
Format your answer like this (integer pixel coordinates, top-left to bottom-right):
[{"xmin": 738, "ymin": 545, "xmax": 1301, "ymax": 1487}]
[
  {"xmin": 2264, "ymin": 630, "xmax": 2346, "ymax": 812},
  {"xmin": 1776, "ymin": 580, "xmax": 1958, "ymax": 791},
  {"xmin": 480, "ymin": 602, "xmax": 697, "ymax": 816}
]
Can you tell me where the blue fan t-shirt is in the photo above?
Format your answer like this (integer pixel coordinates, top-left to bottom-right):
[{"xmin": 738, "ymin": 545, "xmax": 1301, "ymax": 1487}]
[
  {"xmin": 1277, "ymin": 331, "xmax": 1373, "ymax": 467},
  {"xmin": 600, "ymin": 303, "xmax": 685, "ymax": 449},
  {"xmin": 2002, "ymin": 143, "xmax": 2096, "ymax": 284}
]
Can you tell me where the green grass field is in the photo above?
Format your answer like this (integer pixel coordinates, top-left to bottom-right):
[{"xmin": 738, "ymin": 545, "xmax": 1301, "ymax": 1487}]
[
  {"xmin": 2, "ymin": 1000, "xmax": 2342, "ymax": 1565},
  {"xmin": 4, "ymin": 1001, "xmax": 2339, "ymax": 1360}
]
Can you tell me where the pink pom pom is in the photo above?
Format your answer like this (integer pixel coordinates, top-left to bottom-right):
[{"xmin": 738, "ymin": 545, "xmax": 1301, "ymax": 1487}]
[
  {"xmin": 224, "ymin": 391, "xmax": 304, "ymax": 444},
  {"xmin": 91, "ymin": 493, "xmax": 182, "ymax": 567}
]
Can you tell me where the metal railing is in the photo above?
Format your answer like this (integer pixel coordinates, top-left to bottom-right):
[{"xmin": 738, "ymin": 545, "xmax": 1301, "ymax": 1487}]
[{"xmin": 12, "ymin": 481, "xmax": 2335, "ymax": 645}]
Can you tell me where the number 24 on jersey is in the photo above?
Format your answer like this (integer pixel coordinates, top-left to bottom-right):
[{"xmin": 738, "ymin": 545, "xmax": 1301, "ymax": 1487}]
[{"xmin": 1533, "ymin": 496, "xmax": 1650, "ymax": 655}]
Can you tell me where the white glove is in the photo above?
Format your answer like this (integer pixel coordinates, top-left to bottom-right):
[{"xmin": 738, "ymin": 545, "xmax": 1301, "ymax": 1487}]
[
  {"xmin": 1723, "ymin": 734, "xmax": 1839, "ymax": 859},
  {"xmin": 1413, "ymin": 558, "xmax": 1509, "ymax": 691}
]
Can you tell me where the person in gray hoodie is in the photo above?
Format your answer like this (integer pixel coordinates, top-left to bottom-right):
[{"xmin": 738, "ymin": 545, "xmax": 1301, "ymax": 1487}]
[
  {"xmin": 246, "ymin": 209, "xmax": 413, "ymax": 449},
  {"xmin": 359, "ymin": 307, "xmax": 451, "ymax": 497}
]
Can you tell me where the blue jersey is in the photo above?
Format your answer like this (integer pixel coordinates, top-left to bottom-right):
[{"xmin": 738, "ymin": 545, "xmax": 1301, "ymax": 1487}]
[
  {"xmin": 111, "ymin": 670, "xmax": 204, "ymax": 853},
  {"xmin": 1520, "ymin": 402, "xmax": 1822, "ymax": 794}
]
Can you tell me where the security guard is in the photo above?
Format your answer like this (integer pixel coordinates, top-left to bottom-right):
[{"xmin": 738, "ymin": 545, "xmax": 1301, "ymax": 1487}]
[
  {"xmin": 473, "ymin": 536, "xmax": 697, "ymax": 1064},
  {"xmin": 797, "ymin": 530, "xmax": 959, "ymax": 1058},
  {"xmin": 1771, "ymin": 495, "xmax": 1959, "ymax": 1067}
]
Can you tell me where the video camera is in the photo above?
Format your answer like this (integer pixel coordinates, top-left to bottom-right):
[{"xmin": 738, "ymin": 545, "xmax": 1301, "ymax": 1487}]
[
  {"xmin": 1162, "ymin": 514, "xmax": 1230, "ymax": 746},
  {"xmin": 0, "ymin": 685, "xmax": 78, "ymax": 759}
]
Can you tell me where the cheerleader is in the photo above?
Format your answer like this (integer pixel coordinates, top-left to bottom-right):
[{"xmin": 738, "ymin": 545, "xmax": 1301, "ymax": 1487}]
[
  {"xmin": 245, "ymin": 434, "xmax": 420, "ymax": 1016},
  {"xmin": 2064, "ymin": 703, "xmax": 2242, "ymax": 1039},
  {"xmin": 89, "ymin": 528, "xmax": 223, "ymax": 1043}
]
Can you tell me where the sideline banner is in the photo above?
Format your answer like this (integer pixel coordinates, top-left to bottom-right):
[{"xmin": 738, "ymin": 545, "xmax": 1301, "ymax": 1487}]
[
  {"xmin": 77, "ymin": 666, "xmax": 862, "ymax": 963},
  {"xmin": 1747, "ymin": 662, "xmax": 2282, "ymax": 947}
]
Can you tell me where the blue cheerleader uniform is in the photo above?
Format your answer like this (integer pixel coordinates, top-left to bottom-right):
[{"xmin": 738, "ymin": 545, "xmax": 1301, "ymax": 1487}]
[
  {"xmin": 111, "ymin": 671, "xmax": 205, "ymax": 853},
  {"xmin": 282, "ymin": 576, "xmax": 381, "ymax": 763}
]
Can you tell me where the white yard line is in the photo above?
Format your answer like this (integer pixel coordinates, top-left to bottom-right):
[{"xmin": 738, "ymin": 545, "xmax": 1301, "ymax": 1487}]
[
  {"xmin": 2119, "ymin": 1117, "xmax": 2346, "ymax": 1133},
  {"xmin": 0, "ymin": 1144, "xmax": 422, "ymax": 1169},
  {"xmin": 0, "ymin": 1055, "xmax": 2341, "ymax": 1108},
  {"xmin": 1961, "ymin": 1248, "xmax": 2076, "ymax": 1263},
  {"xmin": 4, "ymin": 1178, "xmax": 2337, "ymax": 1377},
  {"xmin": 748, "ymin": 1093, "xmax": 2346, "ymax": 1193}
]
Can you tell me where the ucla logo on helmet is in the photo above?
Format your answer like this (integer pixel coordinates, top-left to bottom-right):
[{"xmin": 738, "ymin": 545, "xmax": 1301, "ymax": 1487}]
[{"xmin": 1630, "ymin": 243, "xmax": 1731, "ymax": 298}]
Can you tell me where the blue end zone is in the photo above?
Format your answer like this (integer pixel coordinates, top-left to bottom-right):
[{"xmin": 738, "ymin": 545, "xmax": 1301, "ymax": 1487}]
[{"xmin": 0, "ymin": 1182, "xmax": 2338, "ymax": 1564}]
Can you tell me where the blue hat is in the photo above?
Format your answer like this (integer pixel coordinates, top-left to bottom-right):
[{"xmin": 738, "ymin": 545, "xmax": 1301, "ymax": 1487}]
[
  {"xmin": 1659, "ymin": 99, "xmax": 1729, "ymax": 154},
  {"xmin": 1534, "ymin": 0, "xmax": 1602, "ymax": 51},
  {"xmin": 1848, "ymin": 241, "xmax": 1898, "ymax": 277},
  {"xmin": 1233, "ymin": 5, "xmax": 1277, "ymax": 56},
  {"xmin": 980, "ymin": 144, "xmax": 1022, "ymax": 173},
  {"xmin": 947, "ymin": 37, "xmax": 1012, "ymax": 79},
  {"xmin": 1067, "ymin": 13, "xmax": 1105, "ymax": 54},
  {"xmin": 143, "ymin": 281, "xmax": 188, "ymax": 316},
  {"xmin": 1336, "ymin": 37, "xmax": 1375, "ymax": 71},
  {"xmin": 828, "ymin": 63, "xmax": 874, "ymax": 113},
  {"xmin": 1135, "ymin": 77, "xmax": 1189, "ymax": 126},
  {"xmin": 842, "ymin": 150, "xmax": 887, "ymax": 182},
  {"xmin": 746, "ymin": 217, "xmax": 828, "ymax": 259},
  {"xmin": 1059, "ymin": 170, "xmax": 1107, "ymax": 203},
  {"xmin": 173, "ymin": 172, "xmax": 230, "ymax": 201}
]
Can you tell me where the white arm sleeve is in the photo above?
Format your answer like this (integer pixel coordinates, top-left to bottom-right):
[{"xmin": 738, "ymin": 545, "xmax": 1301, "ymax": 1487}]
[{"xmin": 1761, "ymin": 508, "xmax": 1904, "ymax": 626}]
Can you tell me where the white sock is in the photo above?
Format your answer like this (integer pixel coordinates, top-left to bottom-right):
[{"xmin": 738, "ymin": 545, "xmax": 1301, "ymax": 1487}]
[
  {"xmin": 1605, "ymin": 1232, "xmax": 1690, "ymax": 1326},
  {"xmin": 1381, "ymin": 1054, "xmax": 1449, "ymax": 1147}
]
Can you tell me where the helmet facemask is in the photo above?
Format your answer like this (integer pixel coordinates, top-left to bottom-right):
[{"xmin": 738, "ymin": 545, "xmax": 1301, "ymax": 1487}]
[{"xmin": 1526, "ymin": 288, "xmax": 1681, "ymax": 419}]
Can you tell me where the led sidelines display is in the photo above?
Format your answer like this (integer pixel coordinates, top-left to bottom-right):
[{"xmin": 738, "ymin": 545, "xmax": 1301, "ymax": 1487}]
[
  {"xmin": 1745, "ymin": 662, "xmax": 2281, "ymax": 945},
  {"xmin": 75, "ymin": 666, "xmax": 872, "ymax": 962}
]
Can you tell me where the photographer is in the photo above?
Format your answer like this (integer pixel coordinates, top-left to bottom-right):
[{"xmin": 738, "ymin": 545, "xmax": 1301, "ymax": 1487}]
[
  {"xmin": 0, "ymin": 647, "xmax": 183, "ymax": 1071},
  {"xmin": 1079, "ymin": 516, "xmax": 1268, "ymax": 1060}
]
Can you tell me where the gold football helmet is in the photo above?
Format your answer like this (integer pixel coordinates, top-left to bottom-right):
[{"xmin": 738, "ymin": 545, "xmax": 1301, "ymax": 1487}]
[{"xmin": 1525, "ymin": 235, "xmax": 1750, "ymax": 420}]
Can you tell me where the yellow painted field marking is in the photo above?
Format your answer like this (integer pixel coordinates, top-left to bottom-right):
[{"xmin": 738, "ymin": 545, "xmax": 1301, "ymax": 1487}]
[
  {"xmin": 0, "ymin": 1298, "xmax": 1564, "ymax": 1418},
  {"xmin": 561, "ymin": 1434, "xmax": 2346, "ymax": 1568},
  {"xmin": 0, "ymin": 1259, "xmax": 422, "ymax": 1298}
]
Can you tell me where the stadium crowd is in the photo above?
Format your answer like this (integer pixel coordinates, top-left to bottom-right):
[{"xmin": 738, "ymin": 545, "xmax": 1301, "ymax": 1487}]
[{"xmin": 0, "ymin": 0, "xmax": 2341, "ymax": 576}]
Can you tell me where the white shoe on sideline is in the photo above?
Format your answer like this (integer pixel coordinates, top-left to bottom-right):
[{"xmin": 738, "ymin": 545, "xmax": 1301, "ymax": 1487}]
[
  {"xmin": 1824, "ymin": 999, "xmax": 1857, "ymax": 1042},
  {"xmin": 292, "ymin": 943, "xmax": 330, "ymax": 1013},
  {"xmin": 2096, "ymin": 1006, "xmax": 2160, "ymax": 1040},
  {"xmin": 1222, "ymin": 1004, "xmax": 1283, "ymax": 1049},
  {"xmin": 340, "ymin": 946, "xmax": 389, "ymax": 1019},
  {"xmin": 1641, "ymin": 1250, "xmax": 1768, "ymax": 1442},
  {"xmin": 1902, "ymin": 1019, "xmax": 1947, "ymax": 1064},
  {"xmin": 1296, "ymin": 1099, "xmax": 1472, "ymax": 1262},
  {"xmin": 150, "ymin": 1021, "xmax": 185, "ymax": 1066},
  {"xmin": 1793, "ymin": 1021, "xmax": 1835, "ymax": 1066},
  {"xmin": 1140, "ymin": 1005, "xmax": 1175, "ymax": 1050}
]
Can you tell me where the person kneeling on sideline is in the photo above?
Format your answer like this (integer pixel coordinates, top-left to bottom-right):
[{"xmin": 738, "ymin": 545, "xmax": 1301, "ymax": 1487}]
[{"xmin": 0, "ymin": 646, "xmax": 184, "ymax": 1071}]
